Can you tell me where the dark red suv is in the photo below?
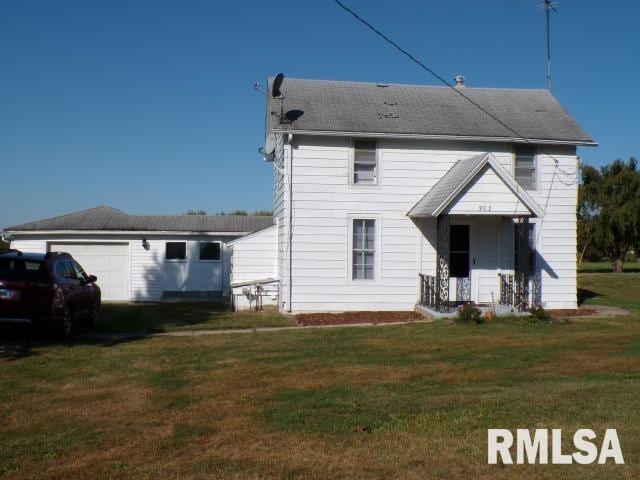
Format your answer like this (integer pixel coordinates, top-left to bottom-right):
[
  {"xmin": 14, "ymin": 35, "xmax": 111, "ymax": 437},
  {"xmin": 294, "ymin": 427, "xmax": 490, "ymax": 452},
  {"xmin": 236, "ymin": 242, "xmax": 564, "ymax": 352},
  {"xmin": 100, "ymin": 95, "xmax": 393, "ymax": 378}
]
[{"xmin": 0, "ymin": 250, "xmax": 101, "ymax": 337}]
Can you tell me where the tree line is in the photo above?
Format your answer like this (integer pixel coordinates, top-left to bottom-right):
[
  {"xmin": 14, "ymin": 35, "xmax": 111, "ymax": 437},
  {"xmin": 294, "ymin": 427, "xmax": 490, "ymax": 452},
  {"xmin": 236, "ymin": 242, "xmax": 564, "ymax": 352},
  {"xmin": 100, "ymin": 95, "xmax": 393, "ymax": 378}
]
[{"xmin": 578, "ymin": 157, "xmax": 640, "ymax": 272}]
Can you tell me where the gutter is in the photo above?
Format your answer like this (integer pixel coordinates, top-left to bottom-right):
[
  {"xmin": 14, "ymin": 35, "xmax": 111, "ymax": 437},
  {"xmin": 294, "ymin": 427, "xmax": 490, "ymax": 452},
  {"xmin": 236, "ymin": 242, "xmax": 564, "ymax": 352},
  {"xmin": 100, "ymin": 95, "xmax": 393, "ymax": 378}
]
[
  {"xmin": 226, "ymin": 224, "xmax": 277, "ymax": 246},
  {"xmin": 2, "ymin": 230, "xmax": 257, "ymax": 237},
  {"xmin": 270, "ymin": 129, "xmax": 598, "ymax": 147}
]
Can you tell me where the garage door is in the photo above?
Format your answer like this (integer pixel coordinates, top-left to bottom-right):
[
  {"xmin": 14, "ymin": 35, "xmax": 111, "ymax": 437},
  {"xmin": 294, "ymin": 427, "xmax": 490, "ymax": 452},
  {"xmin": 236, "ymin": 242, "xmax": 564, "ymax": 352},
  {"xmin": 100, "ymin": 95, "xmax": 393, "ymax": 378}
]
[{"xmin": 49, "ymin": 243, "xmax": 130, "ymax": 301}]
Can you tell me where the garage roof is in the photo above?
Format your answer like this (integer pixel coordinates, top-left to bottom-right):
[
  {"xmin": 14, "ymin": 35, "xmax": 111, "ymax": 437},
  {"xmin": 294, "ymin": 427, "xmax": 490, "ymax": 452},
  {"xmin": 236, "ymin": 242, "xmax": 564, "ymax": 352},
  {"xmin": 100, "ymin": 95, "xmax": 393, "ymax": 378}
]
[{"xmin": 5, "ymin": 206, "xmax": 274, "ymax": 233}]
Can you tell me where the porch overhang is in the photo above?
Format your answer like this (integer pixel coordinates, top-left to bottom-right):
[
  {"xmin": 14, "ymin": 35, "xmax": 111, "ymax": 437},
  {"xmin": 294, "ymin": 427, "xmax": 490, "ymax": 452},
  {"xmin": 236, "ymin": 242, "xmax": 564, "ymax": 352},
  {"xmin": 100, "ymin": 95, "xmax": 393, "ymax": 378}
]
[{"xmin": 407, "ymin": 152, "xmax": 545, "ymax": 218}]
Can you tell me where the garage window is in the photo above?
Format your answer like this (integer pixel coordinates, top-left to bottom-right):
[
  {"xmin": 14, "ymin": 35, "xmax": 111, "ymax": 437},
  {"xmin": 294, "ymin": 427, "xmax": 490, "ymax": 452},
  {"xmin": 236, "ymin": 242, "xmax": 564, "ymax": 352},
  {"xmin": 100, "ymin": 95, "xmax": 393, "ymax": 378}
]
[
  {"xmin": 199, "ymin": 242, "xmax": 221, "ymax": 261},
  {"xmin": 165, "ymin": 242, "xmax": 186, "ymax": 261}
]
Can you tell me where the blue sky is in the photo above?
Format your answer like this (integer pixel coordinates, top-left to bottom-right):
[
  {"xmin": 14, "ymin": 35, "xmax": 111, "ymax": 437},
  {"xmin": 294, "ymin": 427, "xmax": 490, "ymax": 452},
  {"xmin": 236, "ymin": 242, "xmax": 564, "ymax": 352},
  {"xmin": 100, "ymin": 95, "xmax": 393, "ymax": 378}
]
[{"xmin": 1, "ymin": 0, "xmax": 637, "ymax": 227}]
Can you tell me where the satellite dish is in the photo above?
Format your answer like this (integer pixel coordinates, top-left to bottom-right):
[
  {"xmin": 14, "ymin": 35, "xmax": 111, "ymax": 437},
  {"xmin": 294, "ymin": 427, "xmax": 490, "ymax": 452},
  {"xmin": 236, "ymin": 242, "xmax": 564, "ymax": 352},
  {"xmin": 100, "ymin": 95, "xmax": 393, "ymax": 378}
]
[
  {"xmin": 272, "ymin": 73, "xmax": 284, "ymax": 98},
  {"xmin": 284, "ymin": 109, "xmax": 304, "ymax": 122},
  {"xmin": 265, "ymin": 133, "xmax": 276, "ymax": 155}
]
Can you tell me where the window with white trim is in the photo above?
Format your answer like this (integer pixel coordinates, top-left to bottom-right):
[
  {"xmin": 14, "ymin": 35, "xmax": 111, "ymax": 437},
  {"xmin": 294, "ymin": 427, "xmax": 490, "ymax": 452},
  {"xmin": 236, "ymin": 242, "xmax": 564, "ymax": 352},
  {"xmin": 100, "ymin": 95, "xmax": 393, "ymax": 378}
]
[
  {"xmin": 199, "ymin": 242, "xmax": 221, "ymax": 261},
  {"xmin": 165, "ymin": 242, "xmax": 186, "ymax": 261},
  {"xmin": 352, "ymin": 219, "xmax": 375, "ymax": 280},
  {"xmin": 352, "ymin": 140, "xmax": 378, "ymax": 185},
  {"xmin": 514, "ymin": 144, "xmax": 537, "ymax": 190}
]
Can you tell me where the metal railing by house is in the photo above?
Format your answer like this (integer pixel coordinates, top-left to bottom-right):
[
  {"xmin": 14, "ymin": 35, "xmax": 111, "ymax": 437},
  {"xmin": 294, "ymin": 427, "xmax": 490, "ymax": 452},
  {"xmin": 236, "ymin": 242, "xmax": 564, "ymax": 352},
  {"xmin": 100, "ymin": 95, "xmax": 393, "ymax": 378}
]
[
  {"xmin": 419, "ymin": 273, "xmax": 471, "ymax": 312},
  {"xmin": 498, "ymin": 273, "xmax": 528, "ymax": 311},
  {"xmin": 419, "ymin": 273, "xmax": 438, "ymax": 310},
  {"xmin": 499, "ymin": 273, "xmax": 515, "ymax": 307}
]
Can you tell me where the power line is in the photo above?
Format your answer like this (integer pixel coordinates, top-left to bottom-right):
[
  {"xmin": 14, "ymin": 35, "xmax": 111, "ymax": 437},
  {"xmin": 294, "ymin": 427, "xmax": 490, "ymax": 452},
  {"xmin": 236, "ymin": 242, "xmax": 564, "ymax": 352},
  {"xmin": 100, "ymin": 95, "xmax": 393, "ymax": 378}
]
[{"xmin": 332, "ymin": 0, "xmax": 580, "ymax": 183}]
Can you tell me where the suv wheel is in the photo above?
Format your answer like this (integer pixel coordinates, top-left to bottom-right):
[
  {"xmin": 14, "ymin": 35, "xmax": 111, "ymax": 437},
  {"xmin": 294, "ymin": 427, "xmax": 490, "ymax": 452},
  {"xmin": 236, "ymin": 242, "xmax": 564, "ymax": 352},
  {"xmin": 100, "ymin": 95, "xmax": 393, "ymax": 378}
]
[
  {"xmin": 89, "ymin": 300, "xmax": 100, "ymax": 327},
  {"xmin": 59, "ymin": 307, "xmax": 73, "ymax": 338}
]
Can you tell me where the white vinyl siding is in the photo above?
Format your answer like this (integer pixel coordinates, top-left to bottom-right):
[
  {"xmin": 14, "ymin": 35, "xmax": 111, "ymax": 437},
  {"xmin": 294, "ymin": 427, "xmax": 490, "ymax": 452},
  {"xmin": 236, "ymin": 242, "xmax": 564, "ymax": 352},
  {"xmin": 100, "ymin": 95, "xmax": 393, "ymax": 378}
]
[
  {"xmin": 229, "ymin": 225, "xmax": 278, "ymax": 310},
  {"xmin": 287, "ymin": 136, "xmax": 577, "ymax": 311},
  {"xmin": 230, "ymin": 226, "xmax": 278, "ymax": 284},
  {"xmin": 446, "ymin": 165, "xmax": 530, "ymax": 215},
  {"xmin": 10, "ymin": 233, "xmax": 240, "ymax": 302}
]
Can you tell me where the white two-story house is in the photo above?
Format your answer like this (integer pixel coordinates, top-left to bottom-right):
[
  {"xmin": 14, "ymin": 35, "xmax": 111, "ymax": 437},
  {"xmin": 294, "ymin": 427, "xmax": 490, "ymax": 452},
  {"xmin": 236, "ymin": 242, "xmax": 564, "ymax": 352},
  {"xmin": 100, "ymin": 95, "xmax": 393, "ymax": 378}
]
[{"xmin": 230, "ymin": 75, "xmax": 595, "ymax": 313}]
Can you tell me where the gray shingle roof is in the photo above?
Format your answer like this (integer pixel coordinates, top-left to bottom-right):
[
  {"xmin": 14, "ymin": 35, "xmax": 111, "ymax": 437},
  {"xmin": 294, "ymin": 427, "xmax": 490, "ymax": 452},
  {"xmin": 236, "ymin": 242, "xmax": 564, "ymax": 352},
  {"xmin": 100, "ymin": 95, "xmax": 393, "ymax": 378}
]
[
  {"xmin": 5, "ymin": 206, "xmax": 274, "ymax": 233},
  {"xmin": 268, "ymin": 77, "xmax": 595, "ymax": 145},
  {"xmin": 407, "ymin": 153, "xmax": 544, "ymax": 218}
]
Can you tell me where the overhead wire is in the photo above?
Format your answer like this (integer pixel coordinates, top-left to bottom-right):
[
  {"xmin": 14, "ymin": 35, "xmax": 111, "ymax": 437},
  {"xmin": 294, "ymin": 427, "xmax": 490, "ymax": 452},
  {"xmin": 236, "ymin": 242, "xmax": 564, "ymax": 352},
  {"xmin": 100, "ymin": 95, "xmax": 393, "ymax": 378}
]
[{"xmin": 332, "ymin": 0, "xmax": 581, "ymax": 185}]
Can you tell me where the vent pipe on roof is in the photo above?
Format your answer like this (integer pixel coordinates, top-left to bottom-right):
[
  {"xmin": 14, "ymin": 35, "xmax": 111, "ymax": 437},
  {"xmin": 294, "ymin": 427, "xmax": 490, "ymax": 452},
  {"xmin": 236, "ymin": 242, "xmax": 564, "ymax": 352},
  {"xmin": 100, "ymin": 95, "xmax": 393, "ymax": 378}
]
[{"xmin": 454, "ymin": 74, "xmax": 466, "ymax": 89}]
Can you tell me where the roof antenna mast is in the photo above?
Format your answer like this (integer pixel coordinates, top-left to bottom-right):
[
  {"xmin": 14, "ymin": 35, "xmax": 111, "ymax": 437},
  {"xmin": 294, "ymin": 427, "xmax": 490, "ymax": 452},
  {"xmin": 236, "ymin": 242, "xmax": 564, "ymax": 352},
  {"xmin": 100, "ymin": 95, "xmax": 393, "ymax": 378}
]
[{"xmin": 541, "ymin": 0, "xmax": 558, "ymax": 91}]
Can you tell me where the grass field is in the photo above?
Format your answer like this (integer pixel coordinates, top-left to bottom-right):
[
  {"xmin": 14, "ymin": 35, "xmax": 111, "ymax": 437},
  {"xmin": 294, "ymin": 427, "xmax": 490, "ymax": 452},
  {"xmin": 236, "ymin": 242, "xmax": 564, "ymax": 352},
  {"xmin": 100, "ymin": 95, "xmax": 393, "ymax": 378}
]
[
  {"xmin": 578, "ymin": 261, "xmax": 640, "ymax": 273},
  {"xmin": 96, "ymin": 302, "xmax": 295, "ymax": 334},
  {"xmin": 579, "ymin": 271, "xmax": 640, "ymax": 314},
  {"xmin": 1, "ymin": 273, "xmax": 639, "ymax": 479}
]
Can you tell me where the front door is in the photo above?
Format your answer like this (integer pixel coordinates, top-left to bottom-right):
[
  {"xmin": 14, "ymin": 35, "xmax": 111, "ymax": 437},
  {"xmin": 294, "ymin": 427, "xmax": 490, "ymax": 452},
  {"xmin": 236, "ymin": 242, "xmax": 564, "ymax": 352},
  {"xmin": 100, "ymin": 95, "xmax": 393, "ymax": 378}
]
[{"xmin": 450, "ymin": 225, "xmax": 471, "ymax": 303}]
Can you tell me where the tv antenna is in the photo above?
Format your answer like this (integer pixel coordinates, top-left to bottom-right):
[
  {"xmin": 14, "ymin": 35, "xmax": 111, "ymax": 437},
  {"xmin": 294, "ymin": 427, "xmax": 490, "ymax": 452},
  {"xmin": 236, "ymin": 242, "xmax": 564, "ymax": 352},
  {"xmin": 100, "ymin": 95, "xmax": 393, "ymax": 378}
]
[{"xmin": 540, "ymin": 0, "xmax": 557, "ymax": 91}]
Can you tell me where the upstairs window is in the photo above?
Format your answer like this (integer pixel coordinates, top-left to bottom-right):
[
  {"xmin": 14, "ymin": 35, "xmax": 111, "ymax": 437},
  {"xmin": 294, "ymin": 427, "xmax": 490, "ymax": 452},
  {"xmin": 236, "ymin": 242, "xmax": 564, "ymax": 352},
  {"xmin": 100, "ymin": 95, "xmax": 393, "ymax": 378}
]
[
  {"xmin": 514, "ymin": 145, "xmax": 537, "ymax": 190},
  {"xmin": 352, "ymin": 219, "xmax": 375, "ymax": 280},
  {"xmin": 165, "ymin": 242, "xmax": 186, "ymax": 261},
  {"xmin": 353, "ymin": 140, "xmax": 378, "ymax": 185}
]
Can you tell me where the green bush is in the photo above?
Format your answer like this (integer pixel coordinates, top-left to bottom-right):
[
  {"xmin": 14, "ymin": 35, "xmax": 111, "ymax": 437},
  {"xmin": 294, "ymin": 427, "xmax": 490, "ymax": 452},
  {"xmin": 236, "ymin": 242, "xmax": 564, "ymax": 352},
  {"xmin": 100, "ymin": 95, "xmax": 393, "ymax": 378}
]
[
  {"xmin": 457, "ymin": 304, "xmax": 483, "ymax": 324},
  {"xmin": 529, "ymin": 305, "xmax": 552, "ymax": 322}
]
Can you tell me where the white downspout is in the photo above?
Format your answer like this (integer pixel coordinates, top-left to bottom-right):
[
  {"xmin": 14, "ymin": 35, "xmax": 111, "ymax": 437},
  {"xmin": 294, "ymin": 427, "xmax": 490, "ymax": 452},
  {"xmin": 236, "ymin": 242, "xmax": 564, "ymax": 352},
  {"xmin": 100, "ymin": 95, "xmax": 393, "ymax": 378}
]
[{"xmin": 287, "ymin": 133, "xmax": 293, "ymax": 313}]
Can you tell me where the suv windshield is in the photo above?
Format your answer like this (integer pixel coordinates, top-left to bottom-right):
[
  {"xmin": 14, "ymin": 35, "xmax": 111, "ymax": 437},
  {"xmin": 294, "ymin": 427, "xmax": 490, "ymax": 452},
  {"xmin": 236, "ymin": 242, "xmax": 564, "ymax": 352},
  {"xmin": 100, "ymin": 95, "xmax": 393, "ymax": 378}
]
[{"xmin": 0, "ymin": 258, "xmax": 48, "ymax": 281}]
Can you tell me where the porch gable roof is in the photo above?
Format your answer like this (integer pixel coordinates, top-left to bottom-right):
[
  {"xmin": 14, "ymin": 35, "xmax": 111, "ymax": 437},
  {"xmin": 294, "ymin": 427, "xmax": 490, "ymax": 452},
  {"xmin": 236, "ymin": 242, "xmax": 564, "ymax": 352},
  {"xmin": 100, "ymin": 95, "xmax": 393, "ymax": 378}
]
[{"xmin": 407, "ymin": 153, "xmax": 545, "ymax": 218}]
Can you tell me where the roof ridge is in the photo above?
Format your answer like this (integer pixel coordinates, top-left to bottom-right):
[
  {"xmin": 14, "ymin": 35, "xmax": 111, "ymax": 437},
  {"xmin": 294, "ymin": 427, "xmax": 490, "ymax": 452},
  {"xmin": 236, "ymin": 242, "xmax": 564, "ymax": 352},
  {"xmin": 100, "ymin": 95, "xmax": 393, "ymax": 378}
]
[
  {"xmin": 95, "ymin": 205, "xmax": 127, "ymax": 214},
  {"xmin": 5, "ymin": 205, "xmax": 125, "ymax": 230},
  {"xmin": 281, "ymin": 76, "xmax": 550, "ymax": 92}
]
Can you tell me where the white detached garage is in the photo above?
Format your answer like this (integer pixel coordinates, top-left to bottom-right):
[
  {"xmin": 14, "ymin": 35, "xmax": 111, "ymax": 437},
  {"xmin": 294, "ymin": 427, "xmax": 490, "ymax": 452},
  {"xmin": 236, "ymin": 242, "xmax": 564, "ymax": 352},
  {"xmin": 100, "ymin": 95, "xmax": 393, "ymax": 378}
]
[
  {"xmin": 3, "ymin": 206, "xmax": 273, "ymax": 302},
  {"xmin": 48, "ymin": 243, "xmax": 130, "ymax": 301}
]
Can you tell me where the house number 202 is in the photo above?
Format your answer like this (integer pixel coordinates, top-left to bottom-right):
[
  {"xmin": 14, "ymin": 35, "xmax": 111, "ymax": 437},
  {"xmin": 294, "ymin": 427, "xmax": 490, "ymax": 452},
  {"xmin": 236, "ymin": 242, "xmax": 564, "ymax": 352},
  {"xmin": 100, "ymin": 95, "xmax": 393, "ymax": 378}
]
[{"xmin": 479, "ymin": 205, "xmax": 492, "ymax": 212}]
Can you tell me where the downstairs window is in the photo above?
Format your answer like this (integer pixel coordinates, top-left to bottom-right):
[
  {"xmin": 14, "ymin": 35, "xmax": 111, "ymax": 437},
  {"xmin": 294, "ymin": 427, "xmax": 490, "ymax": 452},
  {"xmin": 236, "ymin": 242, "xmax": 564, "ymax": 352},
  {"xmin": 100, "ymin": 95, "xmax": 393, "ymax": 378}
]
[{"xmin": 352, "ymin": 219, "xmax": 375, "ymax": 280}]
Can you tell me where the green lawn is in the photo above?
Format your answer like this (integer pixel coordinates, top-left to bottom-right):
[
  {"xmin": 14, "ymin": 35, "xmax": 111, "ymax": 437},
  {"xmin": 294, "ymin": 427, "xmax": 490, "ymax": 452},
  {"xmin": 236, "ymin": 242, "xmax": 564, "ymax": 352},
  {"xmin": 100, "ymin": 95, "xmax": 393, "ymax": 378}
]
[
  {"xmin": 578, "ymin": 261, "xmax": 640, "ymax": 273},
  {"xmin": 578, "ymin": 272, "xmax": 640, "ymax": 313},
  {"xmin": 95, "ymin": 302, "xmax": 295, "ymax": 334},
  {"xmin": 1, "ymin": 274, "xmax": 639, "ymax": 479}
]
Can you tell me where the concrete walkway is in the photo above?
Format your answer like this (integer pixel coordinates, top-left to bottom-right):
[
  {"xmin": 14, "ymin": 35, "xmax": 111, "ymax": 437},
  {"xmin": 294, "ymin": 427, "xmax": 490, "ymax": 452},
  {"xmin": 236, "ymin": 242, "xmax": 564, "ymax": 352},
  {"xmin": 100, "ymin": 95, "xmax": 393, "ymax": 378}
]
[
  {"xmin": 77, "ymin": 304, "xmax": 632, "ymax": 342},
  {"xmin": 80, "ymin": 318, "xmax": 436, "ymax": 341},
  {"xmin": 566, "ymin": 304, "xmax": 632, "ymax": 319}
]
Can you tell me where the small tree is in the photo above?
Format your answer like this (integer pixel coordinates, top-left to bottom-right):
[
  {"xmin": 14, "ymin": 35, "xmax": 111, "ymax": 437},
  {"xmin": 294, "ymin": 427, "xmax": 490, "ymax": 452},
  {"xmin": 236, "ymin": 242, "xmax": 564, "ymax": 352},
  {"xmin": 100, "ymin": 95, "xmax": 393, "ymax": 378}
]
[
  {"xmin": 184, "ymin": 209, "xmax": 207, "ymax": 215},
  {"xmin": 582, "ymin": 158, "xmax": 640, "ymax": 272},
  {"xmin": 577, "ymin": 164, "xmax": 600, "ymax": 263},
  {"xmin": 0, "ymin": 238, "xmax": 8, "ymax": 252}
]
